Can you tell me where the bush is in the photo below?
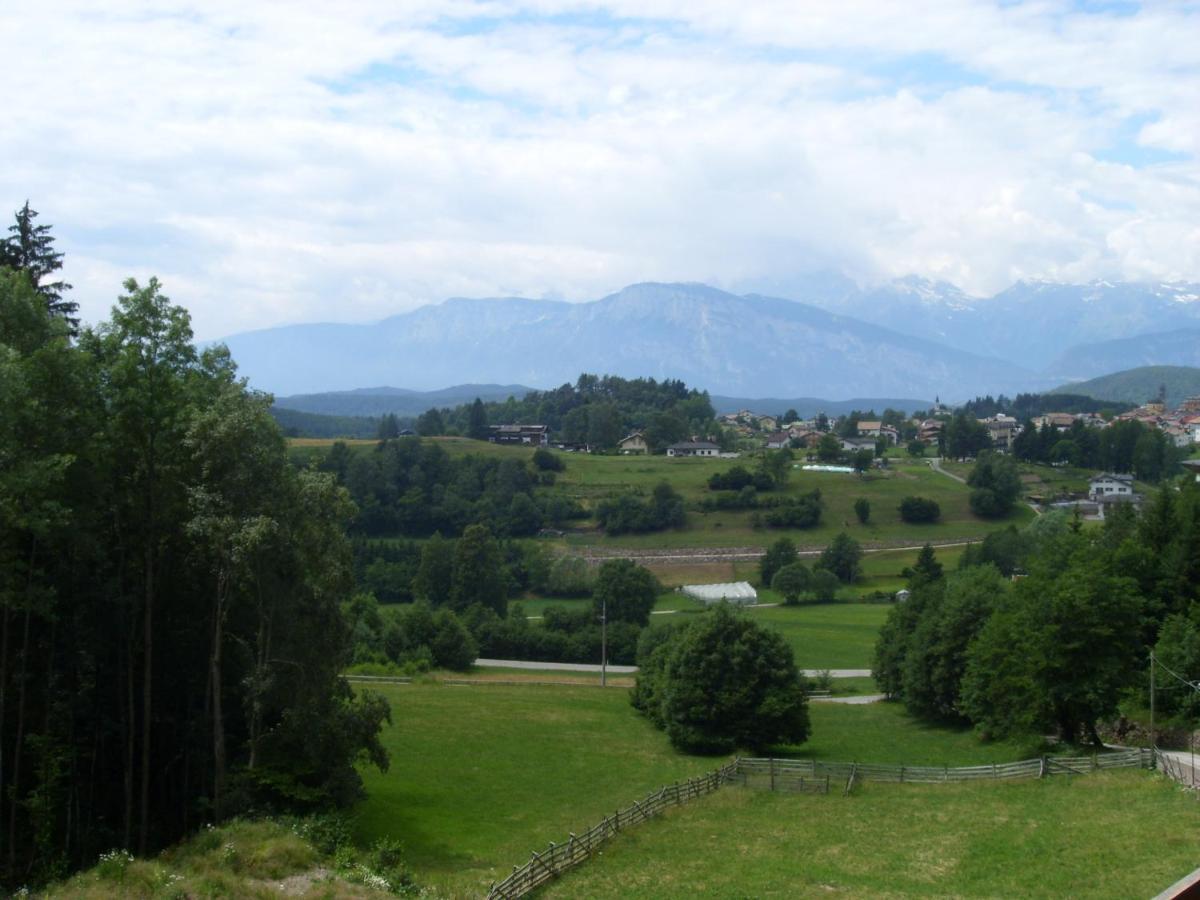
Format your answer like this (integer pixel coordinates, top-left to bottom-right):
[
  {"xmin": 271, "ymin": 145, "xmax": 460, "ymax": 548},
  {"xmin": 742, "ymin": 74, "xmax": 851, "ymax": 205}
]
[
  {"xmin": 898, "ymin": 495, "xmax": 941, "ymax": 523},
  {"xmin": 854, "ymin": 497, "xmax": 870, "ymax": 524},
  {"xmin": 632, "ymin": 605, "xmax": 810, "ymax": 753},
  {"xmin": 595, "ymin": 481, "xmax": 685, "ymax": 534},
  {"xmin": 531, "ymin": 447, "xmax": 565, "ymax": 471},
  {"xmin": 808, "ymin": 569, "xmax": 841, "ymax": 602},
  {"xmin": 771, "ymin": 562, "xmax": 810, "ymax": 605},
  {"xmin": 762, "ymin": 490, "xmax": 822, "ymax": 529},
  {"xmin": 708, "ymin": 466, "xmax": 774, "ymax": 492}
]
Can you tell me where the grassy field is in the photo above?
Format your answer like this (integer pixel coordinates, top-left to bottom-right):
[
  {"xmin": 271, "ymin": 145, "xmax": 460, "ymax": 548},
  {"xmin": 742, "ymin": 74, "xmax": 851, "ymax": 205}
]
[
  {"xmin": 798, "ymin": 702, "xmax": 1036, "ymax": 764},
  {"xmin": 351, "ymin": 683, "xmax": 1046, "ymax": 896},
  {"xmin": 507, "ymin": 599, "xmax": 892, "ymax": 669},
  {"xmin": 542, "ymin": 771, "xmax": 1200, "ymax": 899},
  {"xmin": 743, "ymin": 603, "xmax": 891, "ymax": 669}
]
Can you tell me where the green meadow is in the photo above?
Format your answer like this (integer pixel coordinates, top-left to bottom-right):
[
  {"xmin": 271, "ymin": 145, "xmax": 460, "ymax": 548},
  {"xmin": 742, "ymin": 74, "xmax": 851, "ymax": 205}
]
[
  {"xmin": 542, "ymin": 772, "xmax": 1200, "ymax": 899},
  {"xmin": 352, "ymin": 683, "xmax": 1053, "ymax": 897}
]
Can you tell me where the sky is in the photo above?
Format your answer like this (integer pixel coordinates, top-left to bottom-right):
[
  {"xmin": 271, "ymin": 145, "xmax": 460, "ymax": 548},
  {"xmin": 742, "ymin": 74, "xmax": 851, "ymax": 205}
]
[{"xmin": 3, "ymin": 1, "xmax": 1199, "ymax": 340}]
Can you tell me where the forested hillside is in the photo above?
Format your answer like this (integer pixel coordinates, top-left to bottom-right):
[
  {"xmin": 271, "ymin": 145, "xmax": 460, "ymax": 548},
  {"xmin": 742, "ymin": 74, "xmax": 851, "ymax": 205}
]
[
  {"xmin": 0, "ymin": 215, "xmax": 389, "ymax": 890},
  {"xmin": 1050, "ymin": 365, "xmax": 1200, "ymax": 408}
]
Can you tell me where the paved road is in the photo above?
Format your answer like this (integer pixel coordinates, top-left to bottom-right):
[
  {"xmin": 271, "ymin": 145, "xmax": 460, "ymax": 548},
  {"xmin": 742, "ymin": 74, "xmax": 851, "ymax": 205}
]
[
  {"xmin": 813, "ymin": 693, "xmax": 885, "ymax": 705},
  {"xmin": 475, "ymin": 660, "xmax": 872, "ymax": 678},
  {"xmin": 1158, "ymin": 749, "xmax": 1200, "ymax": 786},
  {"xmin": 474, "ymin": 658, "xmax": 638, "ymax": 674}
]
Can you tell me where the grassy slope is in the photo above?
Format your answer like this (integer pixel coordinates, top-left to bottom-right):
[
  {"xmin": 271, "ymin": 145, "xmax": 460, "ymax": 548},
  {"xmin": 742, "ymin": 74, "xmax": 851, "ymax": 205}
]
[
  {"xmin": 43, "ymin": 820, "xmax": 387, "ymax": 899},
  {"xmin": 352, "ymin": 684, "xmax": 1041, "ymax": 897},
  {"xmin": 289, "ymin": 437, "xmax": 1032, "ymax": 549},
  {"xmin": 1051, "ymin": 364, "xmax": 1200, "ymax": 408},
  {"xmin": 542, "ymin": 772, "xmax": 1200, "ymax": 899},
  {"xmin": 743, "ymin": 604, "xmax": 891, "ymax": 669}
]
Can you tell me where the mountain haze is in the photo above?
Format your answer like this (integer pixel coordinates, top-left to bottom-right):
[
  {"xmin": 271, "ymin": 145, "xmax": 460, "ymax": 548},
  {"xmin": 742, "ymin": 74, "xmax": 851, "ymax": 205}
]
[
  {"xmin": 222, "ymin": 283, "xmax": 1037, "ymax": 400},
  {"xmin": 797, "ymin": 276, "xmax": 1200, "ymax": 372}
]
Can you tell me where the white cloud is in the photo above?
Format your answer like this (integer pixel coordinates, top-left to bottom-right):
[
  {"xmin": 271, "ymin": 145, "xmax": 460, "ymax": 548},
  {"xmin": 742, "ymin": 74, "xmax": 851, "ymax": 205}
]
[{"xmin": 1, "ymin": 1, "xmax": 1197, "ymax": 338}]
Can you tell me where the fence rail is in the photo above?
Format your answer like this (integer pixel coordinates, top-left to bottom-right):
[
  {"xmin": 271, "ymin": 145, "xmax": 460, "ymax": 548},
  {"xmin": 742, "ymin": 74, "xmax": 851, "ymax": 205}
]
[
  {"xmin": 485, "ymin": 747, "xmax": 1157, "ymax": 899},
  {"xmin": 486, "ymin": 761, "xmax": 739, "ymax": 900},
  {"xmin": 738, "ymin": 748, "xmax": 1152, "ymax": 788}
]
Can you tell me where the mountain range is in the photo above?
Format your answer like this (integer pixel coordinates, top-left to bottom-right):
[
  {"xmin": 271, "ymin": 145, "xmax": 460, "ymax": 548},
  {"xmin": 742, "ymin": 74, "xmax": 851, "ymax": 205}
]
[{"xmin": 220, "ymin": 277, "xmax": 1200, "ymax": 401}]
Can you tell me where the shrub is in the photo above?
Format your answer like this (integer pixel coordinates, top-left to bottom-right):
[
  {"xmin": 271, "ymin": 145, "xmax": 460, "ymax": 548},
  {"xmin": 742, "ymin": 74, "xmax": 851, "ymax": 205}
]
[
  {"xmin": 531, "ymin": 447, "xmax": 565, "ymax": 471},
  {"xmin": 808, "ymin": 569, "xmax": 842, "ymax": 602},
  {"xmin": 771, "ymin": 562, "xmax": 810, "ymax": 605},
  {"xmin": 762, "ymin": 490, "xmax": 822, "ymax": 529},
  {"xmin": 898, "ymin": 495, "xmax": 941, "ymax": 523},
  {"xmin": 854, "ymin": 497, "xmax": 870, "ymax": 524}
]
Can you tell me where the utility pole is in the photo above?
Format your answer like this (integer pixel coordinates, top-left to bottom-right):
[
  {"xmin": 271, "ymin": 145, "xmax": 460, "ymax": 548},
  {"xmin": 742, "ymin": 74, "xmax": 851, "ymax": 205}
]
[
  {"xmin": 600, "ymin": 597, "xmax": 608, "ymax": 688},
  {"xmin": 1150, "ymin": 649, "xmax": 1156, "ymax": 752}
]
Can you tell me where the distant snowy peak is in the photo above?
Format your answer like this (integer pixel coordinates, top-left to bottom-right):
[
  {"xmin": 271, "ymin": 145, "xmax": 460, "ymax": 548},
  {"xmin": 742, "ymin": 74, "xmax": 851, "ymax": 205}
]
[{"xmin": 884, "ymin": 275, "xmax": 979, "ymax": 310}]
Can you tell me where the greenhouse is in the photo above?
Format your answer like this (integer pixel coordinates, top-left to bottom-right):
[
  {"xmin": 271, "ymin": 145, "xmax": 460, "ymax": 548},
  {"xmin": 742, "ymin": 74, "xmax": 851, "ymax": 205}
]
[{"xmin": 681, "ymin": 581, "xmax": 758, "ymax": 606}]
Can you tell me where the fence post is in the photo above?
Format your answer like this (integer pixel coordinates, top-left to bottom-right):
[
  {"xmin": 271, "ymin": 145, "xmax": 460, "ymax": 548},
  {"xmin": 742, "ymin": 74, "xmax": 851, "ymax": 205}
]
[
  {"xmin": 900, "ymin": 765, "xmax": 905, "ymax": 784},
  {"xmin": 770, "ymin": 757, "xmax": 776, "ymax": 792},
  {"xmin": 1039, "ymin": 756, "xmax": 1046, "ymax": 778}
]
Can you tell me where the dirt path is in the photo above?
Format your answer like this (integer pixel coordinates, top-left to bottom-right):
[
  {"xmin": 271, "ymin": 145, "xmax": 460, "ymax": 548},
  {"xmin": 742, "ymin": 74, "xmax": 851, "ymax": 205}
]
[
  {"xmin": 928, "ymin": 457, "xmax": 967, "ymax": 484},
  {"xmin": 574, "ymin": 537, "xmax": 977, "ymax": 564}
]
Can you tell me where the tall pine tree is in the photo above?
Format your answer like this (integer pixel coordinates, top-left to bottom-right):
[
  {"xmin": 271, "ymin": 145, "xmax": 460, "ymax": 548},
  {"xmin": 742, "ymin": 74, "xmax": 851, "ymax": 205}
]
[{"xmin": 0, "ymin": 203, "xmax": 77, "ymax": 331}]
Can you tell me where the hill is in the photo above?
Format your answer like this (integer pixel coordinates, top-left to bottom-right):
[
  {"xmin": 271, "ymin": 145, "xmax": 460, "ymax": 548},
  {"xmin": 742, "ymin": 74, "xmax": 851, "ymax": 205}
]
[
  {"xmin": 1049, "ymin": 365, "xmax": 1200, "ymax": 408},
  {"xmin": 219, "ymin": 283, "xmax": 1038, "ymax": 400},
  {"xmin": 268, "ymin": 406, "xmax": 380, "ymax": 438},
  {"xmin": 273, "ymin": 383, "xmax": 534, "ymax": 417}
]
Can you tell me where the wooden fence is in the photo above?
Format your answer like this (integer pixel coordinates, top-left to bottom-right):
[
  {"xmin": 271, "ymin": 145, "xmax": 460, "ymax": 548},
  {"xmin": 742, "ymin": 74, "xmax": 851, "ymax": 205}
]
[
  {"xmin": 485, "ymin": 761, "xmax": 739, "ymax": 900},
  {"xmin": 737, "ymin": 748, "xmax": 1153, "ymax": 789},
  {"xmin": 485, "ymin": 748, "xmax": 1156, "ymax": 899}
]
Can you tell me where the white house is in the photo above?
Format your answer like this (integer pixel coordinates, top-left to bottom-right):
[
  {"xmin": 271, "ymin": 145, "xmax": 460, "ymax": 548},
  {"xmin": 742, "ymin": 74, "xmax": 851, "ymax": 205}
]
[
  {"xmin": 666, "ymin": 441, "xmax": 720, "ymax": 458},
  {"xmin": 1088, "ymin": 473, "xmax": 1134, "ymax": 501},
  {"xmin": 764, "ymin": 431, "xmax": 791, "ymax": 450}
]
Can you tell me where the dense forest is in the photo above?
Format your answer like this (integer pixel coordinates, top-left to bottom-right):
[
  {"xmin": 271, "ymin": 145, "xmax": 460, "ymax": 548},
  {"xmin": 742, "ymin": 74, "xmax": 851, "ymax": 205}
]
[
  {"xmin": 0, "ymin": 210, "xmax": 389, "ymax": 888},
  {"xmin": 412, "ymin": 373, "xmax": 725, "ymax": 451}
]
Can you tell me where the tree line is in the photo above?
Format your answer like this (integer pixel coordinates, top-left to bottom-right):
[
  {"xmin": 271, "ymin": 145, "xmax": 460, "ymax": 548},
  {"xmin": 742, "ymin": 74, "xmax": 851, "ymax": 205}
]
[
  {"xmin": 0, "ymin": 210, "xmax": 389, "ymax": 888},
  {"xmin": 411, "ymin": 373, "xmax": 726, "ymax": 452},
  {"xmin": 874, "ymin": 478, "xmax": 1200, "ymax": 746}
]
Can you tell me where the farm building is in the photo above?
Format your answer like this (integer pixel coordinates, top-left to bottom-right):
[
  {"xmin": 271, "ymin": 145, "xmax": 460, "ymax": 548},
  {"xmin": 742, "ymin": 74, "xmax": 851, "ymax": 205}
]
[
  {"xmin": 666, "ymin": 440, "xmax": 720, "ymax": 458},
  {"xmin": 488, "ymin": 424, "xmax": 549, "ymax": 446},
  {"xmin": 681, "ymin": 582, "xmax": 758, "ymax": 606}
]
